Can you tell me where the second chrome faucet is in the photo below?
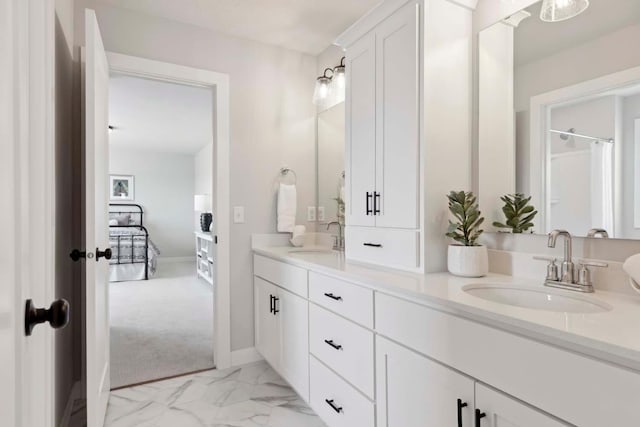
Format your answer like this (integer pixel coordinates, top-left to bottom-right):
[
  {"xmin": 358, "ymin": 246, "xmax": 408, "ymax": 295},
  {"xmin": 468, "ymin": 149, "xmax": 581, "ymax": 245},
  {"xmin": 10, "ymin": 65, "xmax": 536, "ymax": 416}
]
[{"xmin": 535, "ymin": 229, "xmax": 607, "ymax": 293}]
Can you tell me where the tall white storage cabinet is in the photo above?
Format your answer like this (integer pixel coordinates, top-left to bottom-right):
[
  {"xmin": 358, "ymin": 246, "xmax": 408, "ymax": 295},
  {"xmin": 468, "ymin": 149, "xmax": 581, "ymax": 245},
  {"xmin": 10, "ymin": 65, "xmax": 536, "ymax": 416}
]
[{"xmin": 339, "ymin": 0, "xmax": 475, "ymax": 273}]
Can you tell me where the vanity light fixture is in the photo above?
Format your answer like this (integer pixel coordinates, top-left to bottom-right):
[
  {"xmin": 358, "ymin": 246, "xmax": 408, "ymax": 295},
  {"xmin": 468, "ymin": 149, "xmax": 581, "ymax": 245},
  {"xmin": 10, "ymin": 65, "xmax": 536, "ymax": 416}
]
[
  {"xmin": 540, "ymin": 0, "xmax": 589, "ymax": 22},
  {"xmin": 331, "ymin": 57, "xmax": 346, "ymax": 104},
  {"xmin": 313, "ymin": 67, "xmax": 334, "ymax": 106}
]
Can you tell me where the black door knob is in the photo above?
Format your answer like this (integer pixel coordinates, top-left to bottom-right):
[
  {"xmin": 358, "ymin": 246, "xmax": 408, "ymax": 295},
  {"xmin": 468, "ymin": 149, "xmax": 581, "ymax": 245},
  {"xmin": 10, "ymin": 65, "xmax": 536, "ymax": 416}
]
[
  {"xmin": 25, "ymin": 299, "xmax": 70, "ymax": 336},
  {"xmin": 96, "ymin": 247, "xmax": 112, "ymax": 260},
  {"xmin": 69, "ymin": 249, "xmax": 86, "ymax": 261}
]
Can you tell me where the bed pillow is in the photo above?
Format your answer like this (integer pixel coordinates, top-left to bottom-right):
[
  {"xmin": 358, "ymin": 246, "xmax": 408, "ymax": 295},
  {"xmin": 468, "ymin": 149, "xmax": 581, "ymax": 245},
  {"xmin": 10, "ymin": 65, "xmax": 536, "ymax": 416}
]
[{"xmin": 114, "ymin": 214, "xmax": 131, "ymax": 226}]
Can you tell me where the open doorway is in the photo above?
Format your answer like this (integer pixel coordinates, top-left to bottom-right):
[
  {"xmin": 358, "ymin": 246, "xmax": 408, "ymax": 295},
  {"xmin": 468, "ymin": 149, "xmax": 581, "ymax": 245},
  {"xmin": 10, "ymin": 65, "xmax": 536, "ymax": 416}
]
[{"xmin": 107, "ymin": 74, "xmax": 215, "ymax": 389}]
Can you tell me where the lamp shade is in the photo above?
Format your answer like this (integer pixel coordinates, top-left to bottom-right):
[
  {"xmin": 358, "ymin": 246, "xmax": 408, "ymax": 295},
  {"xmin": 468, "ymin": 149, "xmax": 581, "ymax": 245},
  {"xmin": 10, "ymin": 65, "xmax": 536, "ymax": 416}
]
[
  {"xmin": 194, "ymin": 194, "xmax": 211, "ymax": 212},
  {"xmin": 540, "ymin": 0, "xmax": 589, "ymax": 22}
]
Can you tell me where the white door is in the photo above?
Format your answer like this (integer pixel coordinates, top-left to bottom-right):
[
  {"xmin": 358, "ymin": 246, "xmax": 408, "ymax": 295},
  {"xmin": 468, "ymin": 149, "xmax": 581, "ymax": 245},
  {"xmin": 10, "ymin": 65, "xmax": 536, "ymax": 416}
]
[
  {"xmin": 277, "ymin": 288, "xmax": 309, "ymax": 401},
  {"xmin": 376, "ymin": 336, "xmax": 475, "ymax": 427},
  {"xmin": 254, "ymin": 277, "xmax": 280, "ymax": 369},
  {"xmin": 84, "ymin": 9, "xmax": 111, "ymax": 427},
  {"xmin": 1, "ymin": 1, "xmax": 56, "ymax": 426},
  {"xmin": 375, "ymin": 2, "xmax": 420, "ymax": 229},
  {"xmin": 475, "ymin": 384, "xmax": 569, "ymax": 427},
  {"xmin": 345, "ymin": 32, "xmax": 376, "ymax": 227}
]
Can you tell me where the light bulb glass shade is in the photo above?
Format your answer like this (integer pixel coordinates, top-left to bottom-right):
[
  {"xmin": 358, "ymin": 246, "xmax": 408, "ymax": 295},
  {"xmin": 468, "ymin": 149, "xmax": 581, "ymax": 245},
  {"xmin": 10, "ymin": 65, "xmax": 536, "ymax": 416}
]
[
  {"xmin": 540, "ymin": 0, "xmax": 589, "ymax": 22},
  {"xmin": 194, "ymin": 194, "xmax": 211, "ymax": 212},
  {"xmin": 313, "ymin": 76, "xmax": 332, "ymax": 105},
  {"xmin": 331, "ymin": 65, "xmax": 346, "ymax": 104}
]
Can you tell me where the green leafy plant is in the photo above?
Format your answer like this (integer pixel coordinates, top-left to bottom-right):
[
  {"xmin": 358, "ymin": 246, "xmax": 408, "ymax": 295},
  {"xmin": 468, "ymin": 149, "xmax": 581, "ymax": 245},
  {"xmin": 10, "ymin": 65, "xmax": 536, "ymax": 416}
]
[
  {"xmin": 492, "ymin": 193, "xmax": 537, "ymax": 233},
  {"xmin": 446, "ymin": 191, "xmax": 484, "ymax": 247}
]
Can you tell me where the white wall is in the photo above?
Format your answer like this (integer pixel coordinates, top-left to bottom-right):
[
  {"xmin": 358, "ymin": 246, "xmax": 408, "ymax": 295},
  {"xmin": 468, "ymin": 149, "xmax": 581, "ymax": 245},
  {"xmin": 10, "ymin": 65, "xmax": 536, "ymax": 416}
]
[
  {"xmin": 75, "ymin": 1, "xmax": 318, "ymax": 351},
  {"xmin": 109, "ymin": 148, "xmax": 196, "ymax": 258},
  {"xmin": 622, "ymin": 93, "xmax": 640, "ymax": 239}
]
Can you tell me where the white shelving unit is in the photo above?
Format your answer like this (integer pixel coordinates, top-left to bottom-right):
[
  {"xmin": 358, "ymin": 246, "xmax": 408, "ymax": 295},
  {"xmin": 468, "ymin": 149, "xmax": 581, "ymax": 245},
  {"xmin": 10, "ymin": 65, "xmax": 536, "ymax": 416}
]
[{"xmin": 195, "ymin": 231, "xmax": 214, "ymax": 285}]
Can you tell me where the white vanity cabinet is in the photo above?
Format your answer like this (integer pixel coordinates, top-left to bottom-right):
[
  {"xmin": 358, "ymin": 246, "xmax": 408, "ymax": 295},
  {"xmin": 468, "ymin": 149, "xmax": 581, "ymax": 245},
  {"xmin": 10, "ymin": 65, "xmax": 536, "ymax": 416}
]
[
  {"xmin": 253, "ymin": 256, "xmax": 309, "ymax": 401},
  {"xmin": 339, "ymin": 0, "xmax": 474, "ymax": 273}
]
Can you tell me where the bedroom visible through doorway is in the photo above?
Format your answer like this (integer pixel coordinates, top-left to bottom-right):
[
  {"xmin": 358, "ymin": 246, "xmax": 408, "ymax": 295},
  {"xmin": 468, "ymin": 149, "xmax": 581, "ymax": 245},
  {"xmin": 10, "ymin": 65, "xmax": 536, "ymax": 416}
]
[{"xmin": 107, "ymin": 73, "xmax": 215, "ymax": 389}]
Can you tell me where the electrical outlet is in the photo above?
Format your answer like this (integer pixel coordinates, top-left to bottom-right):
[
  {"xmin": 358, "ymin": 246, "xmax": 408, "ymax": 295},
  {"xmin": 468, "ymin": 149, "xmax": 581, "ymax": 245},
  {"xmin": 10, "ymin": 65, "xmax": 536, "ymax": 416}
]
[
  {"xmin": 317, "ymin": 206, "xmax": 325, "ymax": 222},
  {"xmin": 233, "ymin": 206, "xmax": 245, "ymax": 223},
  {"xmin": 307, "ymin": 206, "xmax": 316, "ymax": 221}
]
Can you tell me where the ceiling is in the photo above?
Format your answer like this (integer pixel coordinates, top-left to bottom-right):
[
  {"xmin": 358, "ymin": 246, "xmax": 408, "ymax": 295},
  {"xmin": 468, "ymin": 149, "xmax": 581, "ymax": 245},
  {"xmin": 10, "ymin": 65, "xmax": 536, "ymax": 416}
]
[
  {"xmin": 94, "ymin": 0, "xmax": 381, "ymax": 55},
  {"xmin": 109, "ymin": 74, "xmax": 213, "ymax": 154},
  {"xmin": 514, "ymin": 0, "xmax": 640, "ymax": 66}
]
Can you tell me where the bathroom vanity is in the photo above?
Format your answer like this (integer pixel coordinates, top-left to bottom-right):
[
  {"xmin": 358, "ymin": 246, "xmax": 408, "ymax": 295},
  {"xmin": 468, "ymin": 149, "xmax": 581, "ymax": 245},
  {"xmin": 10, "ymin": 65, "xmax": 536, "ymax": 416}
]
[{"xmin": 252, "ymin": 246, "xmax": 640, "ymax": 427}]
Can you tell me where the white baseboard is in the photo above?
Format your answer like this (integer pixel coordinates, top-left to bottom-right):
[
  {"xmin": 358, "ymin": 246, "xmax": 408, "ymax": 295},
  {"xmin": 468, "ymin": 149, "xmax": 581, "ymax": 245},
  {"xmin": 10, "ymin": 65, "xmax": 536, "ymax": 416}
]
[
  {"xmin": 59, "ymin": 381, "xmax": 82, "ymax": 427},
  {"xmin": 230, "ymin": 347, "xmax": 263, "ymax": 366},
  {"xmin": 158, "ymin": 256, "xmax": 193, "ymax": 264}
]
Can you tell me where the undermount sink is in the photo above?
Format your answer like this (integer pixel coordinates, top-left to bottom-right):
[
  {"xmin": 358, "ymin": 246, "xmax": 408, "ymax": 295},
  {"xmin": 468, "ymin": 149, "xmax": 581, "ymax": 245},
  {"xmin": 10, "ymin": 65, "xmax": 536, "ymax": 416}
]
[{"xmin": 462, "ymin": 284, "xmax": 612, "ymax": 314}]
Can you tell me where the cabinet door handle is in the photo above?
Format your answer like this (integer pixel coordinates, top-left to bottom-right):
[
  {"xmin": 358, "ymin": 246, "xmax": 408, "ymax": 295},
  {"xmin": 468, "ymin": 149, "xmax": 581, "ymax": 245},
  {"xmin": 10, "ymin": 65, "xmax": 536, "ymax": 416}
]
[
  {"xmin": 324, "ymin": 339, "xmax": 343, "ymax": 350},
  {"xmin": 324, "ymin": 292, "xmax": 342, "ymax": 301},
  {"xmin": 475, "ymin": 409, "xmax": 486, "ymax": 427},
  {"xmin": 457, "ymin": 399, "xmax": 468, "ymax": 427},
  {"xmin": 273, "ymin": 296, "xmax": 280, "ymax": 314},
  {"xmin": 366, "ymin": 192, "xmax": 373, "ymax": 215},
  {"xmin": 363, "ymin": 242, "xmax": 382, "ymax": 248},
  {"xmin": 325, "ymin": 399, "xmax": 343, "ymax": 414},
  {"xmin": 269, "ymin": 294, "xmax": 274, "ymax": 314},
  {"xmin": 373, "ymin": 191, "xmax": 381, "ymax": 215}
]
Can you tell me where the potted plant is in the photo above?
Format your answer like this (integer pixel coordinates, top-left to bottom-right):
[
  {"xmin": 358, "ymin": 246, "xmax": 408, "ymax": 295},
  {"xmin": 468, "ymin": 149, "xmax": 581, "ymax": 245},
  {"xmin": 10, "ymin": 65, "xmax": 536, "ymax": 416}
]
[
  {"xmin": 492, "ymin": 193, "xmax": 537, "ymax": 234},
  {"xmin": 446, "ymin": 191, "xmax": 488, "ymax": 277}
]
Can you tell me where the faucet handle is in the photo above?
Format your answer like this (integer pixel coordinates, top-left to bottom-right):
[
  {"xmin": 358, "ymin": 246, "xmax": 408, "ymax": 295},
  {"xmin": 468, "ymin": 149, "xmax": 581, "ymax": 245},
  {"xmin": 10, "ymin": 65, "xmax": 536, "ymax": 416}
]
[
  {"xmin": 576, "ymin": 260, "xmax": 608, "ymax": 290},
  {"xmin": 577, "ymin": 259, "xmax": 608, "ymax": 268},
  {"xmin": 533, "ymin": 256, "xmax": 559, "ymax": 281}
]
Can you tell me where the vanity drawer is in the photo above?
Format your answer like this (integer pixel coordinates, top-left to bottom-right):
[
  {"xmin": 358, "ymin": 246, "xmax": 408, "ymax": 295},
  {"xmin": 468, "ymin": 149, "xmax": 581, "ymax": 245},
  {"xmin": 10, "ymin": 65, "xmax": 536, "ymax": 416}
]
[
  {"xmin": 253, "ymin": 254, "xmax": 308, "ymax": 297},
  {"xmin": 309, "ymin": 356, "xmax": 374, "ymax": 427},
  {"xmin": 309, "ymin": 304, "xmax": 374, "ymax": 398},
  {"xmin": 308, "ymin": 272, "xmax": 373, "ymax": 328},
  {"xmin": 345, "ymin": 226, "xmax": 420, "ymax": 270}
]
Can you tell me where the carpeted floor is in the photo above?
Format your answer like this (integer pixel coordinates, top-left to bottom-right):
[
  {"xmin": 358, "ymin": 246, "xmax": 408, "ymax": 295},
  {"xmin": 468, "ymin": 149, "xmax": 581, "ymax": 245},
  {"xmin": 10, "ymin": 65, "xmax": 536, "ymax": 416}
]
[{"xmin": 109, "ymin": 261, "xmax": 215, "ymax": 389}]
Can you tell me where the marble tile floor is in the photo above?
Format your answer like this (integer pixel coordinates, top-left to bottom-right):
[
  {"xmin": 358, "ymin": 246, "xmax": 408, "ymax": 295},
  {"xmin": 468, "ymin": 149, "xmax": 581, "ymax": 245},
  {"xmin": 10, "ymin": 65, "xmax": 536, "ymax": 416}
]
[{"xmin": 105, "ymin": 360, "xmax": 327, "ymax": 427}]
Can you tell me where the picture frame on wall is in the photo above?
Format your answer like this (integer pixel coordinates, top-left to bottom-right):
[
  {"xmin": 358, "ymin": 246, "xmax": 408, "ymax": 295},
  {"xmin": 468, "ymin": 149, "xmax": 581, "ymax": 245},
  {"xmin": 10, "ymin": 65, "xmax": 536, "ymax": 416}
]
[{"xmin": 110, "ymin": 174, "xmax": 135, "ymax": 201}]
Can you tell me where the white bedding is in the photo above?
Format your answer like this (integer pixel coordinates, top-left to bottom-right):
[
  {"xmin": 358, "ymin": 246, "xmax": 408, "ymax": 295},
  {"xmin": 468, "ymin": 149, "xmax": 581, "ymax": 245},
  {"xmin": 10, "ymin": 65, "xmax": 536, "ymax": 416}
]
[{"xmin": 109, "ymin": 228, "xmax": 160, "ymax": 282}]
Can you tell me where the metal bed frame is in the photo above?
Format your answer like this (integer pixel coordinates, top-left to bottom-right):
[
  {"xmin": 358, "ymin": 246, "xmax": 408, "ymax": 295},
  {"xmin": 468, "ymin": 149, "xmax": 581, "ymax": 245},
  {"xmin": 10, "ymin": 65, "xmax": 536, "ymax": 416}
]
[{"xmin": 109, "ymin": 203, "xmax": 149, "ymax": 280}]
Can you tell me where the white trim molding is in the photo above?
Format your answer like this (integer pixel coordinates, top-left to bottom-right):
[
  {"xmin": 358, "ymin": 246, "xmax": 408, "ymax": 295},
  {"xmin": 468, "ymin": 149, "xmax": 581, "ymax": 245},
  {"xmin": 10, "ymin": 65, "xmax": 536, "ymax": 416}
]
[
  {"xmin": 230, "ymin": 347, "xmax": 264, "ymax": 367},
  {"xmin": 107, "ymin": 52, "xmax": 233, "ymax": 370}
]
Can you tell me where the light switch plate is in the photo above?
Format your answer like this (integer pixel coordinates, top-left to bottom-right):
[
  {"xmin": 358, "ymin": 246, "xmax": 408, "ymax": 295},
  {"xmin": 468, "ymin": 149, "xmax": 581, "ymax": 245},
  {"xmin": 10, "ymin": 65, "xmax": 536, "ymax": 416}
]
[
  {"xmin": 307, "ymin": 206, "xmax": 316, "ymax": 222},
  {"xmin": 317, "ymin": 206, "xmax": 325, "ymax": 222},
  {"xmin": 233, "ymin": 206, "xmax": 245, "ymax": 223}
]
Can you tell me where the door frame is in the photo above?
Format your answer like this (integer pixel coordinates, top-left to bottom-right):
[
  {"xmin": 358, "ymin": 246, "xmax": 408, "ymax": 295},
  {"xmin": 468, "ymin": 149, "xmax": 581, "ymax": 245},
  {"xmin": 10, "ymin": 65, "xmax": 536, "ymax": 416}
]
[
  {"xmin": 1, "ymin": 0, "xmax": 56, "ymax": 426},
  {"xmin": 106, "ymin": 52, "xmax": 232, "ymax": 369}
]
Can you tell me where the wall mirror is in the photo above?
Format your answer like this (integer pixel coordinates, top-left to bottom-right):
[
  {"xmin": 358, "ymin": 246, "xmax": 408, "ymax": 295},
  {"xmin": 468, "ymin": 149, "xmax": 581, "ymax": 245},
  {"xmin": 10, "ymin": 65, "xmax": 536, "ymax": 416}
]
[
  {"xmin": 316, "ymin": 102, "xmax": 345, "ymax": 225},
  {"xmin": 478, "ymin": 0, "xmax": 640, "ymax": 239}
]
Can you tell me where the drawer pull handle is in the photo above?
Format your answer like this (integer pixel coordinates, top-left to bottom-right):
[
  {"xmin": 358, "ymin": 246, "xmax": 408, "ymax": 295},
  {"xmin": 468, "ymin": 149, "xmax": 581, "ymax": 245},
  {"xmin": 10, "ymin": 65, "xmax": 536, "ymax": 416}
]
[
  {"xmin": 366, "ymin": 192, "xmax": 373, "ymax": 215},
  {"xmin": 269, "ymin": 294, "xmax": 274, "ymax": 314},
  {"xmin": 325, "ymin": 399, "xmax": 343, "ymax": 414},
  {"xmin": 363, "ymin": 242, "xmax": 382, "ymax": 248},
  {"xmin": 457, "ymin": 399, "xmax": 468, "ymax": 427},
  {"xmin": 324, "ymin": 292, "xmax": 342, "ymax": 301},
  {"xmin": 475, "ymin": 409, "xmax": 486, "ymax": 427},
  {"xmin": 273, "ymin": 296, "xmax": 280, "ymax": 315},
  {"xmin": 324, "ymin": 339, "xmax": 343, "ymax": 350},
  {"xmin": 373, "ymin": 191, "xmax": 381, "ymax": 215}
]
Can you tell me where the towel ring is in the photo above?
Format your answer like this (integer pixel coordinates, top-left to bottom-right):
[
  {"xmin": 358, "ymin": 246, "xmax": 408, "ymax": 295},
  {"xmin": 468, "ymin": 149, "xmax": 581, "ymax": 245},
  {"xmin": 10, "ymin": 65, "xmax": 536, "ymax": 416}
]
[{"xmin": 279, "ymin": 167, "xmax": 297, "ymax": 185}]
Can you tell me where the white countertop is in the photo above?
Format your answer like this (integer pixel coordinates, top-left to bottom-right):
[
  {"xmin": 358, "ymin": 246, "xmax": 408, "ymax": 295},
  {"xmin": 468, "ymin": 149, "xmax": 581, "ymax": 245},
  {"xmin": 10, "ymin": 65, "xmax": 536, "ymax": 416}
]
[{"xmin": 253, "ymin": 245, "xmax": 640, "ymax": 372}]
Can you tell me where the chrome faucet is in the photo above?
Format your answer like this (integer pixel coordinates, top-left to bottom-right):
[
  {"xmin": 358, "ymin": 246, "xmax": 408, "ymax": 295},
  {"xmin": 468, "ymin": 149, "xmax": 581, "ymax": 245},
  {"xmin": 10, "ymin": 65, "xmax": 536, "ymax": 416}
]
[
  {"xmin": 548, "ymin": 230, "xmax": 574, "ymax": 283},
  {"xmin": 327, "ymin": 221, "xmax": 344, "ymax": 251},
  {"xmin": 587, "ymin": 228, "xmax": 609, "ymax": 238},
  {"xmin": 534, "ymin": 229, "xmax": 608, "ymax": 293}
]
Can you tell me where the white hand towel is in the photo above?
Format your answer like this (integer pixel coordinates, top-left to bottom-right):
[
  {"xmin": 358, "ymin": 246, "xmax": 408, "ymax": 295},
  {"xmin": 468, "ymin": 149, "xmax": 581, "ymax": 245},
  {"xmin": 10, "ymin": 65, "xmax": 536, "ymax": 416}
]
[
  {"xmin": 277, "ymin": 183, "xmax": 297, "ymax": 233},
  {"xmin": 622, "ymin": 254, "xmax": 640, "ymax": 294},
  {"xmin": 290, "ymin": 225, "xmax": 306, "ymax": 247}
]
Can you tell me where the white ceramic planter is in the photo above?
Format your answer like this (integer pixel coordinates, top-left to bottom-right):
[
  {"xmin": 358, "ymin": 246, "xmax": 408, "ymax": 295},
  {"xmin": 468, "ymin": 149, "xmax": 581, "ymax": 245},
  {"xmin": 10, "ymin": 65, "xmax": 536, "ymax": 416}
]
[{"xmin": 447, "ymin": 244, "xmax": 488, "ymax": 278}]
